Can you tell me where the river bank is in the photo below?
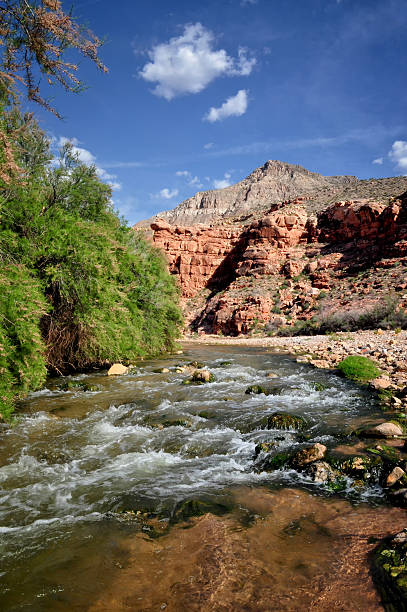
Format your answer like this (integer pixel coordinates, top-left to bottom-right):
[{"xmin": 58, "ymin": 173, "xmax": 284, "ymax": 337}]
[{"xmin": 183, "ymin": 329, "xmax": 407, "ymax": 394}]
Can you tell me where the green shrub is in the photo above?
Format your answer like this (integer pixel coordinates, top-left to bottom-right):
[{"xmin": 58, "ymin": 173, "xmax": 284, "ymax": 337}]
[
  {"xmin": 0, "ymin": 265, "xmax": 48, "ymax": 419},
  {"xmin": 0, "ymin": 105, "xmax": 183, "ymax": 416},
  {"xmin": 337, "ymin": 356, "xmax": 381, "ymax": 382}
]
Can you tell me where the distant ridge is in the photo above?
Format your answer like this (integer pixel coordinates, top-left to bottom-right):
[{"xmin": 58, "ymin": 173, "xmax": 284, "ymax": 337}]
[{"xmin": 136, "ymin": 160, "xmax": 407, "ymax": 228}]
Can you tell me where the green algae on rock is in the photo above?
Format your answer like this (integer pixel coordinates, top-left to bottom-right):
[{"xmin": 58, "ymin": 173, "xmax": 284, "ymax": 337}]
[
  {"xmin": 373, "ymin": 530, "xmax": 407, "ymax": 611},
  {"xmin": 337, "ymin": 355, "xmax": 382, "ymax": 382},
  {"xmin": 245, "ymin": 384, "xmax": 281, "ymax": 395},
  {"xmin": 266, "ymin": 412, "xmax": 307, "ymax": 431}
]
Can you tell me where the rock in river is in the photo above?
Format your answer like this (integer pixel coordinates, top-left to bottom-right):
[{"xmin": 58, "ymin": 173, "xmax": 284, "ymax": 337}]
[
  {"xmin": 107, "ymin": 363, "xmax": 129, "ymax": 376},
  {"xmin": 360, "ymin": 422, "xmax": 404, "ymax": 438},
  {"xmin": 291, "ymin": 443, "xmax": 327, "ymax": 468}
]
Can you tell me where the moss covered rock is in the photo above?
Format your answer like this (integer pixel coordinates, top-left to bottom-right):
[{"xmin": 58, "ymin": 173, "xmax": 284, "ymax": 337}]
[
  {"xmin": 255, "ymin": 451, "xmax": 292, "ymax": 472},
  {"xmin": 373, "ymin": 531, "xmax": 407, "ymax": 611},
  {"xmin": 266, "ymin": 412, "xmax": 307, "ymax": 431},
  {"xmin": 191, "ymin": 369, "xmax": 215, "ymax": 384},
  {"xmin": 337, "ymin": 355, "xmax": 381, "ymax": 382},
  {"xmin": 245, "ymin": 384, "xmax": 281, "ymax": 396},
  {"xmin": 253, "ymin": 441, "xmax": 276, "ymax": 458}
]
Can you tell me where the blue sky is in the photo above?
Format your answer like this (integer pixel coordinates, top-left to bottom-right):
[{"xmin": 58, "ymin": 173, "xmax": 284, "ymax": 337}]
[{"xmin": 33, "ymin": 0, "xmax": 407, "ymax": 224}]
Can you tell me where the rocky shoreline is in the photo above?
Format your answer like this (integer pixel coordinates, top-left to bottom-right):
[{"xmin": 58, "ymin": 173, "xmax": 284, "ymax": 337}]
[{"xmin": 183, "ymin": 329, "xmax": 407, "ymax": 395}]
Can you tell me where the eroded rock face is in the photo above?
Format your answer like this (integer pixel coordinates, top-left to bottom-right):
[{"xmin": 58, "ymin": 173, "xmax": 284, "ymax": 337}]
[
  {"xmin": 151, "ymin": 219, "xmax": 243, "ymax": 298},
  {"xmin": 148, "ymin": 186, "xmax": 407, "ymax": 335},
  {"xmin": 317, "ymin": 195, "xmax": 407, "ymax": 249}
]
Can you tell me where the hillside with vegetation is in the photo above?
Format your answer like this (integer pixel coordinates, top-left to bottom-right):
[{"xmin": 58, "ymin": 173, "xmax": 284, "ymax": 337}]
[
  {"xmin": 0, "ymin": 105, "xmax": 182, "ymax": 418},
  {"xmin": 0, "ymin": 1, "xmax": 182, "ymax": 419}
]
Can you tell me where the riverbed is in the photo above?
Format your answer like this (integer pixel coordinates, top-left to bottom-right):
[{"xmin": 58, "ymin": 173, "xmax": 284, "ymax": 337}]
[{"xmin": 0, "ymin": 344, "xmax": 405, "ymax": 610}]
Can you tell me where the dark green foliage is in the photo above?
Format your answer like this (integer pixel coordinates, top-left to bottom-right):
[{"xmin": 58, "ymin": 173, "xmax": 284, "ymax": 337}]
[
  {"xmin": 337, "ymin": 356, "xmax": 381, "ymax": 382},
  {"xmin": 0, "ymin": 264, "xmax": 48, "ymax": 418},
  {"xmin": 0, "ymin": 107, "xmax": 182, "ymax": 416}
]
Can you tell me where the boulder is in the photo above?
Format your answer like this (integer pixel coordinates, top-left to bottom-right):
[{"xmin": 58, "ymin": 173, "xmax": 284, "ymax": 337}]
[
  {"xmin": 266, "ymin": 412, "xmax": 307, "ymax": 431},
  {"xmin": 191, "ymin": 369, "xmax": 214, "ymax": 383},
  {"xmin": 107, "ymin": 363, "xmax": 128, "ymax": 376},
  {"xmin": 361, "ymin": 422, "xmax": 404, "ymax": 438},
  {"xmin": 304, "ymin": 461, "xmax": 338, "ymax": 484},
  {"xmin": 386, "ymin": 466, "xmax": 406, "ymax": 487},
  {"xmin": 291, "ymin": 443, "xmax": 327, "ymax": 467}
]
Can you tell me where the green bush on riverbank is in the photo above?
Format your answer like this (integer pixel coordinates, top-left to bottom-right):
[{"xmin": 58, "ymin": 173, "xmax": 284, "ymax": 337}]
[
  {"xmin": 337, "ymin": 356, "xmax": 381, "ymax": 382},
  {"xmin": 0, "ymin": 105, "xmax": 182, "ymax": 417}
]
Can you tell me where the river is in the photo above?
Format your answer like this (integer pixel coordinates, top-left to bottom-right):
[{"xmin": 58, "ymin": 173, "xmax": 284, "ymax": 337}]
[{"xmin": 0, "ymin": 344, "xmax": 404, "ymax": 611}]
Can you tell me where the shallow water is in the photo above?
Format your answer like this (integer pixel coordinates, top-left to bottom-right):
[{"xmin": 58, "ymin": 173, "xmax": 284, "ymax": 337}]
[{"xmin": 0, "ymin": 344, "xmax": 401, "ymax": 610}]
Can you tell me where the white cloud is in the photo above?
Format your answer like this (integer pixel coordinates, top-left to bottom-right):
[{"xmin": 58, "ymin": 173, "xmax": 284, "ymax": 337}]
[
  {"xmin": 241, "ymin": 0, "xmax": 257, "ymax": 5},
  {"xmin": 203, "ymin": 142, "xmax": 214, "ymax": 150},
  {"xmin": 213, "ymin": 172, "xmax": 232, "ymax": 189},
  {"xmin": 389, "ymin": 140, "xmax": 407, "ymax": 174},
  {"xmin": 59, "ymin": 136, "xmax": 95, "ymax": 165},
  {"xmin": 204, "ymin": 89, "xmax": 249, "ymax": 123},
  {"xmin": 372, "ymin": 157, "xmax": 383, "ymax": 165},
  {"xmin": 139, "ymin": 23, "xmax": 255, "ymax": 100},
  {"xmin": 159, "ymin": 188, "xmax": 179, "ymax": 199},
  {"xmin": 176, "ymin": 170, "xmax": 203, "ymax": 188},
  {"xmin": 58, "ymin": 137, "xmax": 122, "ymax": 190}
]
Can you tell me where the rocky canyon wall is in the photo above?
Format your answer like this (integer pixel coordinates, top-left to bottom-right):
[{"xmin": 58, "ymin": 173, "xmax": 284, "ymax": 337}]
[{"xmin": 149, "ymin": 193, "xmax": 407, "ymax": 335}]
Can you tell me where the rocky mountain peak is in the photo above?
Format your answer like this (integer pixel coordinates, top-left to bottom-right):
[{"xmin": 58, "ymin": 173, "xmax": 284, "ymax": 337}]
[{"xmin": 149, "ymin": 160, "xmax": 358, "ymax": 227}]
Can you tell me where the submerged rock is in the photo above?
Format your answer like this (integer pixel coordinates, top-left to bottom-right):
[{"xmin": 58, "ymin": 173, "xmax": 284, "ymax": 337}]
[
  {"xmin": 191, "ymin": 369, "xmax": 214, "ymax": 383},
  {"xmin": 360, "ymin": 422, "xmax": 404, "ymax": 438},
  {"xmin": 388, "ymin": 488, "xmax": 407, "ymax": 508},
  {"xmin": 266, "ymin": 412, "xmax": 307, "ymax": 431},
  {"xmin": 304, "ymin": 461, "xmax": 338, "ymax": 484},
  {"xmin": 245, "ymin": 384, "xmax": 281, "ymax": 395},
  {"xmin": 107, "ymin": 363, "xmax": 128, "ymax": 376},
  {"xmin": 373, "ymin": 530, "xmax": 407, "ymax": 609}
]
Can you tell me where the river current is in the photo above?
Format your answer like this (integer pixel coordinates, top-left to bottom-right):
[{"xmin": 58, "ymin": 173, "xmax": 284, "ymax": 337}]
[{"xmin": 0, "ymin": 344, "xmax": 403, "ymax": 610}]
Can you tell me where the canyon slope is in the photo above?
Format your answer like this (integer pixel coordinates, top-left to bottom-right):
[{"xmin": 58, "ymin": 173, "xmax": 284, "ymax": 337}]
[{"xmin": 139, "ymin": 161, "xmax": 407, "ymax": 335}]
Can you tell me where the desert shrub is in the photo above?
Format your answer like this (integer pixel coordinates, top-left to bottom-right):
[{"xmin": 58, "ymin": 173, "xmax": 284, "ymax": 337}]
[
  {"xmin": 276, "ymin": 296, "xmax": 407, "ymax": 336},
  {"xmin": 337, "ymin": 356, "xmax": 381, "ymax": 382}
]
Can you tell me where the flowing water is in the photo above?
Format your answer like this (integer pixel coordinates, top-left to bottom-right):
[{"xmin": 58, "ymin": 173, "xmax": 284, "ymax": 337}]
[{"xmin": 0, "ymin": 344, "xmax": 404, "ymax": 611}]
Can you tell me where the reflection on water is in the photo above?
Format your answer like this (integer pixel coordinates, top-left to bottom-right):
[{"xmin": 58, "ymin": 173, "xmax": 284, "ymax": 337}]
[{"xmin": 0, "ymin": 344, "xmax": 400, "ymax": 610}]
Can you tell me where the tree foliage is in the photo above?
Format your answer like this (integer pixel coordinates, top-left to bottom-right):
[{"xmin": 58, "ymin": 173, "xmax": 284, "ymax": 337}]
[
  {"xmin": 0, "ymin": 0, "xmax": 107, "ymax": 180},
  {"xmin": 0, "ymin": 107, "xmax": 183, "ymax": 417}
]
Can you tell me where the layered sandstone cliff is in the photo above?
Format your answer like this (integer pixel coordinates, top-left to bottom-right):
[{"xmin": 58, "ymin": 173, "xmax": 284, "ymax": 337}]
[{"xmin": 150, "ymin": 191, "xmax": 407, "ymax": 335}]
